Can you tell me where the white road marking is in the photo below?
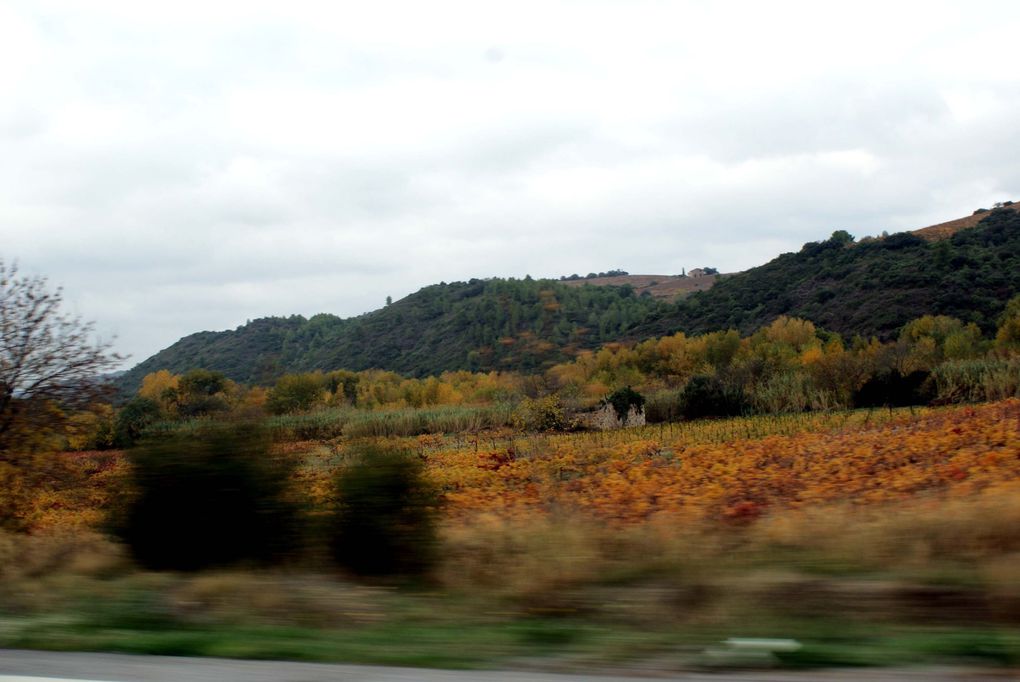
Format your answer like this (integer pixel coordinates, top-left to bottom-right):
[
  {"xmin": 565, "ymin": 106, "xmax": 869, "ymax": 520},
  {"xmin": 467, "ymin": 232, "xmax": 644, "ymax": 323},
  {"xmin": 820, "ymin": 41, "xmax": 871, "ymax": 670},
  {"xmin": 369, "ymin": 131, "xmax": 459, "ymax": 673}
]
[{"xmin": 0, "ymin": 677, "xmax": 111, "ymax": 682}]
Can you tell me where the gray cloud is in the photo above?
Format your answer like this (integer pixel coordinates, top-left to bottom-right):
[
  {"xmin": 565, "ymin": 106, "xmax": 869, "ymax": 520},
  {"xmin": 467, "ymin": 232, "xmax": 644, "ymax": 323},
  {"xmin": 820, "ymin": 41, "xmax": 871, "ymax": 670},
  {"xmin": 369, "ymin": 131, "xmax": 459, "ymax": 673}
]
[{"xmin": 2, "ymin": 0, "xmax": 1019, "ymax": 365}]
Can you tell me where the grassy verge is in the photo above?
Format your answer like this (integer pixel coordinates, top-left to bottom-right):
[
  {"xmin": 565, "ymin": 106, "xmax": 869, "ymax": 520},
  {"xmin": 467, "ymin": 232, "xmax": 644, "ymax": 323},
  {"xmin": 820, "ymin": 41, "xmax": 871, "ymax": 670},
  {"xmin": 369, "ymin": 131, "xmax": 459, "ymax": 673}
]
[
  {"xmin": 1, "ymin": 599, "xmax": 1020, "ymax": 668},
  {"xmin": 3, "ymin": 605, "xmax": 1019, "ymax": 671},
  {"xmin": 2, "ymin": 531, "xmax": 1019, "ymax": 672}
]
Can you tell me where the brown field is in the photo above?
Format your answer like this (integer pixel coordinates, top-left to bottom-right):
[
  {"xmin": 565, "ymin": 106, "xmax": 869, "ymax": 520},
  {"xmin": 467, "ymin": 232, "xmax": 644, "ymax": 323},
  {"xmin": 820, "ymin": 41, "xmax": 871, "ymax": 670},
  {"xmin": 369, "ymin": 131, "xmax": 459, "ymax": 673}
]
[
  {"xmin": 560, "ymin": 273, "xmax": 721, "ymax": 300},
  {"xmin": 912, "ymin": 202, "xmax": 1018, "ymax": 241},
  {"xmin": 559, "ymin": 202, "xmax": 1018, "ymax": 301}
]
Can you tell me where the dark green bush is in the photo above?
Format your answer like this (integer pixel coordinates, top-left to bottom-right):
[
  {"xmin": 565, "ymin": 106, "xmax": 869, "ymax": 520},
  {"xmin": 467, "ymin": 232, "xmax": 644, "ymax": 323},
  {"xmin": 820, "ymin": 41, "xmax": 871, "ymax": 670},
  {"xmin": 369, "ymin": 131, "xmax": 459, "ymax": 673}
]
[
  {"xmin": 679, "ymin": 375, "xmax": 748, "ymax": 419},
  {"xmin": 603, "ymin": 386, "xmax": 645, "ymax": 422},
  {"xmin": 111, "ymin": 421, "xmax": 299, "ymax": 571},
  {"xmin": 329, "ymin": 445, "xmax": 437, "ymax": 578},
  {"xmin": 853, "ymin": 370, "xmax": 934, "ymax": 408},
  {"xmin": 113, "ymin": 397, "xmax": 162, "ymax": 447},
  {"xmin": 267, "ymin": 373, "xmax": 326, "ymax": 414},
  {"xmin": 175, "ymin": 394, "xmax": 230, "ymax": 418},
  {"xmin": 174, "ymin": 369, "xmax": 231, "ymax": 417}
]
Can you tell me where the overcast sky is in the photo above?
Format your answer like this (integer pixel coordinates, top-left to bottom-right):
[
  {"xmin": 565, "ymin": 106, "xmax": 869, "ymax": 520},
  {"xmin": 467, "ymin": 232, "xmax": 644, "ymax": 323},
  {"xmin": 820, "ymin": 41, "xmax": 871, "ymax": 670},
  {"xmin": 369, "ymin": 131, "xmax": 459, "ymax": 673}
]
[{"xmin": 2, "ymin": 0, "xmax": 1019, "ymax": 366}]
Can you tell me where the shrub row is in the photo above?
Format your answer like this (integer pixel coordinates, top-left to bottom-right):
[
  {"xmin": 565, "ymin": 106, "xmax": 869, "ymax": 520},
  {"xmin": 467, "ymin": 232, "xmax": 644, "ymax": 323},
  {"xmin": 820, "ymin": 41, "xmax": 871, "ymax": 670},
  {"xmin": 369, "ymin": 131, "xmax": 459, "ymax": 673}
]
[{"xmin": 110, "ymin": 422, "xmax": 436, "ymax": 578}]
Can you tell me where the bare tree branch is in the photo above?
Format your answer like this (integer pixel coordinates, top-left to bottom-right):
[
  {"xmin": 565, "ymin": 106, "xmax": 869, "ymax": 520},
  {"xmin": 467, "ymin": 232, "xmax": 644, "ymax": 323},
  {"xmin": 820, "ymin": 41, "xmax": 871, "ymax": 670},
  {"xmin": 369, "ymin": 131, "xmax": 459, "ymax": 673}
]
[{"xmin": 0, "ymin": 259, "xmax": 123, "ymax": 451}]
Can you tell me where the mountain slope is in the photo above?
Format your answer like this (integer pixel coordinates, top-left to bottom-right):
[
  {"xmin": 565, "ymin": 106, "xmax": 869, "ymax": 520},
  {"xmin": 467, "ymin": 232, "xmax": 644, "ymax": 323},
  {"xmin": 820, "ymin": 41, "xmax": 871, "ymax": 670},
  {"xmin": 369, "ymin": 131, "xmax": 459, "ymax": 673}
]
[
  {"xmin": 912, "ymin": 202, "xmax": 1017, "ymax": 241},
  {"xmin": 632, "ymin": 206, "xmax": 1020, "ymax": 340},
  {"xmin": 119, "ymin": 206, "xmax": 1020, "ymax": 394},
  {"xmin": 117, "ymin": 278, "xmax": 668, "ymax": 392}
]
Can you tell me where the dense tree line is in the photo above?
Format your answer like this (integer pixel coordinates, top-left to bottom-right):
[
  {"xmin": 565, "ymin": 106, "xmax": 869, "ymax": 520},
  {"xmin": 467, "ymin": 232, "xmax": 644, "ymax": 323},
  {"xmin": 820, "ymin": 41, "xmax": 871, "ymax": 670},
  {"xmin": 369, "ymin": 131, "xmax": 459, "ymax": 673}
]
[
  {"xmin": 636, "ymin": 206, "xmax": 1020, "ymax": 341},
  {"xmin": 558, "ymin": 270, "xmax": 629, "ymax": 280},
  {"xmin": 67, "ymin": 297, "xmax": 1020, "ymax": 454},
  {"xmin": 117, "ymin": 208, "xmax": 1020, "ymax": 396},
  {"xmin": 116, "ymin": 277, "xmax": 669, "ymax": 393}
]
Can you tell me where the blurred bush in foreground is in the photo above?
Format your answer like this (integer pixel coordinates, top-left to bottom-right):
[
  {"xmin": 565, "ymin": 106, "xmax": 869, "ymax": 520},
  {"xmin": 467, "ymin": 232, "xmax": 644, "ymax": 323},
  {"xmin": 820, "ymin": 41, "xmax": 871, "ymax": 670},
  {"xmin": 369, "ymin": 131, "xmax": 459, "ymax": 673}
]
[
  {"xmin": 330, "ymin": 444, "xmax": 438, "ymax": 578},
  {"xmin": 111, "ymin": 421, "xmax": 299, "ymax": 570}
]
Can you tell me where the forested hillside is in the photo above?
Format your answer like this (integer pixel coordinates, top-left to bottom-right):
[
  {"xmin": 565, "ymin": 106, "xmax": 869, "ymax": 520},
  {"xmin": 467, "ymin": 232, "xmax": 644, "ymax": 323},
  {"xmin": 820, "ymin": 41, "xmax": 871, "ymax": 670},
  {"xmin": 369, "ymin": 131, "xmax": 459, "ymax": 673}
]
[
  {"xmin": 117, "ymin": 278, "xmax": 668, "ymax": 392},
  {"xmin": 118, "ymin": 206, "xmax": 1020, "ymax": 394},
  {"xmin": 633, "ymin": 206, "xmax": 1020, "ymax": 340}
]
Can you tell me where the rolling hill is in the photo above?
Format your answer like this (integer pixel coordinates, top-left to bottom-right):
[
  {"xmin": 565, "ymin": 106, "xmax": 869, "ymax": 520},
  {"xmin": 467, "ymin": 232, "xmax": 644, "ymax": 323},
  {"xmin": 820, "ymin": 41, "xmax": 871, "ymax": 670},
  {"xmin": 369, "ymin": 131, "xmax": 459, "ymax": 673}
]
[
  {"xmin": 633, "ymin": 204, "xmax": 1020, "ymax": 340},
  {"xmin": 116, "ymin": 277, "xmax": 670, "ymax": 392},
  {"xmin": 117, "ymin": 204, "xmax": 1020, "ymax": 394}
]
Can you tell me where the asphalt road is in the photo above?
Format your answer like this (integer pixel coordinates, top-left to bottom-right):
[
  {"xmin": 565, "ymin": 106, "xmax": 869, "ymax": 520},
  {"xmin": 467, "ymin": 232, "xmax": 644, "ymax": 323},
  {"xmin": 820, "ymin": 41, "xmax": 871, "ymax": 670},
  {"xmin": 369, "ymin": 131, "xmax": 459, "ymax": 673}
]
[{"xmin": 0, "ymin": 650, "xmax": 1013, "ymax": 682}]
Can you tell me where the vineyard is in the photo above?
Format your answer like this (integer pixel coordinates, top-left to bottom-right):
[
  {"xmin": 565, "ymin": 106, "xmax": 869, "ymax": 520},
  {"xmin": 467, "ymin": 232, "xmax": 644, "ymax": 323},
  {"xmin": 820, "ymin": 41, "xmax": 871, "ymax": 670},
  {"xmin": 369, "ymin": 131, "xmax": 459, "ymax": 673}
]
[
  {"xmin": 428, "ymin": 400, "xmax": 1020, "ymax": 523},
  {"xmin": 35, "ymin": 400, "xmax": 1020, "ymax": 532},
  {"xmin": 6, "ymin": 399, "xmax": 1020, "ymax": 670}
]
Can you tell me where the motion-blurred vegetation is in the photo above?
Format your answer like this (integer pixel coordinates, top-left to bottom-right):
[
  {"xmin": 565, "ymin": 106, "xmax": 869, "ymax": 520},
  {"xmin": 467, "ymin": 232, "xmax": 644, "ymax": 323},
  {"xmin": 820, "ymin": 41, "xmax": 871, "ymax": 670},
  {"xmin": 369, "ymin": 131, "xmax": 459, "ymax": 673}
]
[
  {"xmin": 110, "ymin": 421, "xmax": 299, "ymax": 571},
  {"xmin": 3, "ymin": 398, "xmax": 1020, "ymax": 671},
  {"xmin": 4, "ymin": 234, "xmax": 1020, "ymax": 672},
  {"xmin": 329, "ymin": 444, "xmax": 438, "ymax": 578}
]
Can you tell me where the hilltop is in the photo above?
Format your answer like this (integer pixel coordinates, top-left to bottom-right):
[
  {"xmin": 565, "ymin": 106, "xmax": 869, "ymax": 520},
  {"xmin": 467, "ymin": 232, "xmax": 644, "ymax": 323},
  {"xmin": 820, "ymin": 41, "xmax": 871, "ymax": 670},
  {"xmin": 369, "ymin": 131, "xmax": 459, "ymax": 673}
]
[
  {"xmin": 561, "ymin": 273, "xmax": 720, "ymax": 299},
  {"xmin": 566, "ymin": 202, "xmax": 1019, "ymax": 302},
  {"xmin": 116, "ymin": 204, "xmax": 1020, "ymax": 394},
  {"xmin": 633, "ymin": 204, "xmax": 1020, "ymax": 340},
  {"xmin": 116, "ymin": 278, "xmax": 670, "ymax": 392},
  {"xmin": 912, "ymin": 201, "xmax": 1018, "ymax": 241}
]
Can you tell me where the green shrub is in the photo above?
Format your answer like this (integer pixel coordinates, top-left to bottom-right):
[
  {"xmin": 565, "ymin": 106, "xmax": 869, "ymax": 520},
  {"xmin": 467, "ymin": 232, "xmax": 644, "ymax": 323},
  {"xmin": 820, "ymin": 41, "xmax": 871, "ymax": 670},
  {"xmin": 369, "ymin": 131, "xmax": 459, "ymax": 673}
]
[
  {"xmin": 111, "ymin": 421, "xmax": 299, "ymax": 571},
  {"xmin": 931, "ymin": 358, "xmax": 1020, "ymax": 404},
  {"xmin": 176, "ymin": 394, "xmax": 230, "ymax": 418},
  {"xmin": 267, "ymin": 373, "xmax": 327, "ymax": 414},
  {"xmin": 512, "ymin": 396, "xmax": 566, "ymax": 431},
  {"xmin": 603, "ymin": 386, "xmax": 645, "ymax": 422},
  {"xmin": 329, "ymin": 445, "xmax": 437, "ymax": 578},
  {"xmin": 679, "ymin": 375, "xmax": 747, "ymax": 419},
  {"xmin": 114, "ymin": 397, "xmax": 162, "ymax": 447}
]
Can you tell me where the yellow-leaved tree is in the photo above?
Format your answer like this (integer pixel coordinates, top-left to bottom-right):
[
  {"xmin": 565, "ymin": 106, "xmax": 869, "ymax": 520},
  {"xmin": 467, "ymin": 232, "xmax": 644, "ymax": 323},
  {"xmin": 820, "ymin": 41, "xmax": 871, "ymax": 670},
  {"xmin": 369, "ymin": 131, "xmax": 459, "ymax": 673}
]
[
  {"xmin": 995, "ymin": 295, "xmax": 1020, "ymax": 354},
  {"xmin": 138, "ymin": 369, "xmax": 180, "ymax": 414},
  {"xmin": 0, "ymin": 260, "xmax": 121, "ymax": 530}
]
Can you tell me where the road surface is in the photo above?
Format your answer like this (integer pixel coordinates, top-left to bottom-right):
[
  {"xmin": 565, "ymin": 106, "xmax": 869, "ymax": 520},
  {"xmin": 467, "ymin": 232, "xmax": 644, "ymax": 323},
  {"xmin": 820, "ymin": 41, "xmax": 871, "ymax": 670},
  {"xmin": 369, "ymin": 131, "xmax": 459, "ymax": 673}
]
[{"xmin": 0, "ymin": 649, "xmax": 1013, "ymax": 681}]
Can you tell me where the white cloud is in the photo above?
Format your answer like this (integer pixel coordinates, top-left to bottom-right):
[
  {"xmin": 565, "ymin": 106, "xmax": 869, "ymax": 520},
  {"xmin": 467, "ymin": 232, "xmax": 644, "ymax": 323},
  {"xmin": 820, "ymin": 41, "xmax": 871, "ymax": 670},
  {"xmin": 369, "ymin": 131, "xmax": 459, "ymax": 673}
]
[{"xmin": 2, "ymin": 0, "xmax": 1019, "ymax": 365}]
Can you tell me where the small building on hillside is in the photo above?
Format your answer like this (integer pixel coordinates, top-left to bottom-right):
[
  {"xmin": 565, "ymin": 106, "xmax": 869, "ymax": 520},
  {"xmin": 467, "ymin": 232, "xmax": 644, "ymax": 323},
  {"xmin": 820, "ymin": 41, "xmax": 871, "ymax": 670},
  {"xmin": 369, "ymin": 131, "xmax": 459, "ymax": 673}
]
[
  {"xmin": 578, "ymin": 403, "xmax": 646, "ymax": 430},
  {"xmin": 687, "ymin": 268, "xmax": 707, "ymax": 278}
]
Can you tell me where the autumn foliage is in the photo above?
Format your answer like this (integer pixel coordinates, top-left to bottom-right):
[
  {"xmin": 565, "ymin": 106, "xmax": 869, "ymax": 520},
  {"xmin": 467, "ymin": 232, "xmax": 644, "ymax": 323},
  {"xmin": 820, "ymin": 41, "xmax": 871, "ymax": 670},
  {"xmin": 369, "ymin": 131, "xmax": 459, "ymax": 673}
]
[
  {"xmin": 27, "ymin": 400, "xmax": 1020, "ymax": 539},
  {"xmin": 425, "ymin": 400, "xmax": 1020, "ymax": 525}
]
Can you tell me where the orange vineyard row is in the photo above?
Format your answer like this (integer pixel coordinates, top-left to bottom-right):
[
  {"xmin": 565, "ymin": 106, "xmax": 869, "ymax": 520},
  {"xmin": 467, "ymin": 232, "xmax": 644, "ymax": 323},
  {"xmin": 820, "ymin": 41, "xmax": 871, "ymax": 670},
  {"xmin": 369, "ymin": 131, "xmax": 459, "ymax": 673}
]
[
  {"xmin": 31, "ymin": 400, "xmax": 1020, "ymax": 530},
  {"xmin": 425, "ymin": 400, "xmax": 1020, "ymax": 524}
]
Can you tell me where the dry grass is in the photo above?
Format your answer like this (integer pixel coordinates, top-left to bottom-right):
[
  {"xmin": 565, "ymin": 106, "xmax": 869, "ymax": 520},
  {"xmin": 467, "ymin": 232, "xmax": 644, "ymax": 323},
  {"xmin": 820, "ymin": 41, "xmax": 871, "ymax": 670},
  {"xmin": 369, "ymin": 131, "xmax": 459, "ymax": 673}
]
[
  {"xmin": 911, "ymin": 202, "xmax": 1019, "ymax": 241},
  {"xmin": 3, "ymin": 486, "xmax": 1020, "ymax": 668},
  {"xmin": 0, "ymin": 530, "xmax": 129, "ymax": 613},
  {"xmin": 560, "ymin": 273, "xmax": 721, "ymax": 300},
  {"xmin": 435, "ymin": 483, "xmax": 1020, "ymax": 626},
  {"xmin": 165, "ymin": 571, "xmax": 387, "ymax": 628}
]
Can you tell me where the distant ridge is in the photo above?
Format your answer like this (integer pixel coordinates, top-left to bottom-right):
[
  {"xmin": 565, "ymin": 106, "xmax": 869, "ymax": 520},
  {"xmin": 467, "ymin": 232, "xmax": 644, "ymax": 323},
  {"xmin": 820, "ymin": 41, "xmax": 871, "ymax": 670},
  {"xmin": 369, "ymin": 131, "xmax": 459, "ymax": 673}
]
[
  {"xmin": 632, "ymin": 205, "xmax": 1020, "ymax": 340},
  {"xmin": 114, "ymin": 277, "xmax": 670, "ymax": 394},
  {"xmin": 117, "ymin": 204, "xmax": 1020, "ymax": 394}
]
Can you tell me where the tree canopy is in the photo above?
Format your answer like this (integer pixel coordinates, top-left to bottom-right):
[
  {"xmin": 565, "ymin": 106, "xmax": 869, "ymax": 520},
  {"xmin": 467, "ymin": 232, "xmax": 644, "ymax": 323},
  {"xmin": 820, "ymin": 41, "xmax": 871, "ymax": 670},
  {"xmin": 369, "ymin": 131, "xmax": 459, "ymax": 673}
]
[
  {"xmin": 0, "ymin": 260, "xmax": 121, "ymax": 451},
  {"xmin": 0, "ymin": 259, "xmax": 121, "ymax": 529}
]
